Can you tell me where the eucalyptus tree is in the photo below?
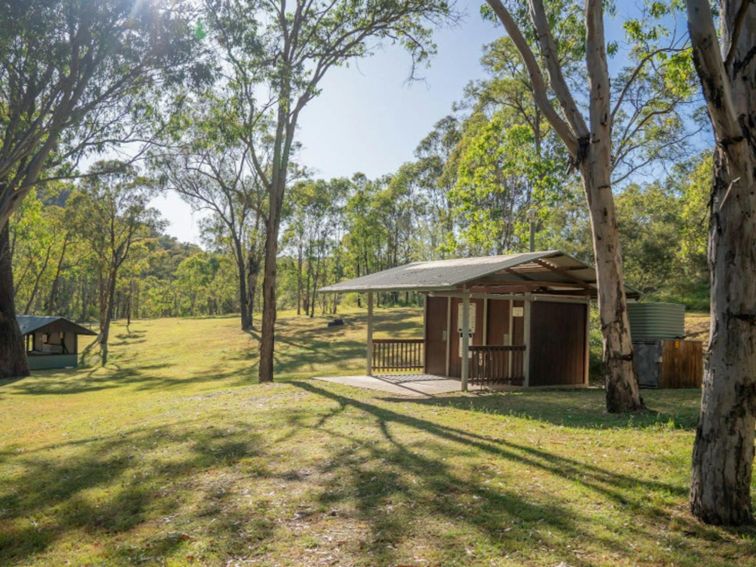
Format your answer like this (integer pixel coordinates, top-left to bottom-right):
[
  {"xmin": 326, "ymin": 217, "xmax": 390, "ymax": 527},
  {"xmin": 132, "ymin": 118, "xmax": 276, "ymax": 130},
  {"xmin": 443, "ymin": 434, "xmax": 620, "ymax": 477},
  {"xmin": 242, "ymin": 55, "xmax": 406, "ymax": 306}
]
[
  {"xmin": 153, "ymin": 99, "xmax": 267, "ymax": 331},
  {"xmin": 451, "ymin": 116, "xmax": 563, "ymax": 254},
  {"xmin": 285, "ymin": 178, "xmax": 349, "ymax": 317},
  {"xmin": 412, "ymin": 116, "xmax": 462, "ymax": 257},
  {"xmin": 70, "ymin": 161, "xmax": 165, "ymax": 366},
  {"xmin": 466, "ymin": 5, "xmax": 583, "ymax": 251},
  {"xmin": 203, "ymin": 0, "xmax": 455, "ymax": 382},
  {"xmin": 485, "ymin": 0, "xmax": 697, "ymax": 412},
  {"xmin": 342, "ymin": 174, "xmax": 387, "ymax": 291},
  {"xmin": 0, "ymin": 0, "xmax": 203, "ymax": 378},
  {"xmin": 10, "ymin": 196, "xmax": 70, "ymax": 315},
  {"xmin": 684, "ymin": 0, "xmax": 755, "ymax": 526}
]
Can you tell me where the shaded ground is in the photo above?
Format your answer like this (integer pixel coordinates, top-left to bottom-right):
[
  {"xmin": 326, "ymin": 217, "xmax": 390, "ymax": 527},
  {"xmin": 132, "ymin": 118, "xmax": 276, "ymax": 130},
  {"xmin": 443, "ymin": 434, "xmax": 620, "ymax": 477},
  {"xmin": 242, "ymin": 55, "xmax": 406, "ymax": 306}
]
[{"xmin": 0, "ymin": 309, "xmax": 753, "ymax": 566}]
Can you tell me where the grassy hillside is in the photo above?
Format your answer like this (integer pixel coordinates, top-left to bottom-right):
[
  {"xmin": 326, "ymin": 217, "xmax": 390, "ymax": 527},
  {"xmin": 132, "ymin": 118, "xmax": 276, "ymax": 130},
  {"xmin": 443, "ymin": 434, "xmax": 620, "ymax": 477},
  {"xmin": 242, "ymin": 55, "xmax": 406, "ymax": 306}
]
[{"xmin": 0, "ymin": 309, "xmax": 753, "ymax": 566}]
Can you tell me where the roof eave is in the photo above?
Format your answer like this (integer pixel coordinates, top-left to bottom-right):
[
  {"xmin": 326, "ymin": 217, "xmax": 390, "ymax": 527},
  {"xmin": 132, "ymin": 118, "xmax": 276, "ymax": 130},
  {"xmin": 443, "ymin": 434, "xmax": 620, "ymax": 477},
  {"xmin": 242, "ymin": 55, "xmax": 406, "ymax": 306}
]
[{"xmin": 318, "ymin": 284, "xmax": 457, "ymax": 294}]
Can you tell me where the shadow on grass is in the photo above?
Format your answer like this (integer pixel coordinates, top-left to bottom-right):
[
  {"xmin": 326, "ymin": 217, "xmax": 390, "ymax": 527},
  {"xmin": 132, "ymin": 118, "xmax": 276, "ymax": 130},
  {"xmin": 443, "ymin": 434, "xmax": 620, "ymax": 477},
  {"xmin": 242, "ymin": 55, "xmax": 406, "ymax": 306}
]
[
  {"xmin": 0, "ymin": 420, "xmax": 272, "ymax": 564},
  {"xmin": 284, "ymin": 380, "xmax": 749, "ymax": 566},
  {"xmin": 241, "ymin": 325, "xmax": 367, "ymax": 378},
  {"xmin": 5, "ymin": 317, "xmax": 373, "ymax": 397},
  {"xmin": 2, "ymin": 363, "xmax": 175, "ymax": 396},
  {"xmin": 273, "ymin": 308, "xmax": 422, "ymax": 340},
  {"xmin": 1, "ymin": 308, "xmax": 422, "ymax": 398},
  {"xmin": 387, "ymin": 389, "xmax": 703, "ymax": 430},
  {"xmin": 110, "ymin": 329, "xmax": 147, "ymax": 347},
  {"xmin": 0, "ymin": 379, "xmax": 751, "ymax": 565}
]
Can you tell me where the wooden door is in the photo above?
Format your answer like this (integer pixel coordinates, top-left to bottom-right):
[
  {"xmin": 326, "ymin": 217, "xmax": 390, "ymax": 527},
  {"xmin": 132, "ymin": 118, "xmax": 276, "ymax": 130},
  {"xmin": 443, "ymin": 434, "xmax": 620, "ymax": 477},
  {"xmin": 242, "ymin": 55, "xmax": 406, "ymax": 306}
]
[
  {"xmin": 448, "ymin": 297, "xmax": 484, "ymax": 377},
  {"xmin": 529, "ymin": 301, "xmax": 587, "ymax": 386},
  {"xmin": 486, "ymin": 299, "xmax": 525, "ymax": 346},
  {"xmin": 487, "ymin": 299, "xmax": 510, "ymax": 345},
  {"xmin": 425, "ymin": 296, "xmax": 449, "ymax": 375}
]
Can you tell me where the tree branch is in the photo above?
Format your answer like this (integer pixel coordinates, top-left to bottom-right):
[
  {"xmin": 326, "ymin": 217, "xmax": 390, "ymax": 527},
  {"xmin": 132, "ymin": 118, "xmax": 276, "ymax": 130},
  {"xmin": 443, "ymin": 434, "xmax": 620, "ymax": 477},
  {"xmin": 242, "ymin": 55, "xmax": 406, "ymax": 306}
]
[
  {"xmin": 724, "ymin": 0, "xmax": 750, "ymax": 70},
  {"xmin": 686, "ymin": 0, "xmax": 742, "ymax": 148},
  {"xmin": 527, "ymin": 0, "xmax": 589, "ymax": 140},
  {"xmin": 485, "ymin": 0, "xmax": 578, "ymax": 156}
]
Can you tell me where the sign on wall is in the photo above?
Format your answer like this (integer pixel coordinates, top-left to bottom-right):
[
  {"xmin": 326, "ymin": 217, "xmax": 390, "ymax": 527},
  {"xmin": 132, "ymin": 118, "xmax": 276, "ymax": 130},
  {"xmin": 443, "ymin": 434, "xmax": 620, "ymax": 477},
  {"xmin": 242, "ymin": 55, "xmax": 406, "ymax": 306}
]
[{"xmin": 457, "ymin": 303, "xmax": 476, "ymax": 357}]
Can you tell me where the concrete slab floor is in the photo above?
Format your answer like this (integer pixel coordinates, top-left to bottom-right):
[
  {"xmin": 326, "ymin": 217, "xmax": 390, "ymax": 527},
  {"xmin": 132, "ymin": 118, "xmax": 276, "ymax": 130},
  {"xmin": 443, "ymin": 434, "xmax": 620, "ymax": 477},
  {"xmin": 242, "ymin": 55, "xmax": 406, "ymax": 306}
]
[{"xmin": 313, "ymin": 374, "xmax": 485, "ymax": 398}]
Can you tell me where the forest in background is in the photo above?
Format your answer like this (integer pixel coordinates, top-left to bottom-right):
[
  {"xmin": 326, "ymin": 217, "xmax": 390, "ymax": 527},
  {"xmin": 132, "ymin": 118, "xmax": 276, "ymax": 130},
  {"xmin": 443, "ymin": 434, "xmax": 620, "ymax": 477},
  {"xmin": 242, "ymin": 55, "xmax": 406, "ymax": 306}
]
[{"xmin": 10, "ymin": 34, "xmax": 711, "ymax": 327}]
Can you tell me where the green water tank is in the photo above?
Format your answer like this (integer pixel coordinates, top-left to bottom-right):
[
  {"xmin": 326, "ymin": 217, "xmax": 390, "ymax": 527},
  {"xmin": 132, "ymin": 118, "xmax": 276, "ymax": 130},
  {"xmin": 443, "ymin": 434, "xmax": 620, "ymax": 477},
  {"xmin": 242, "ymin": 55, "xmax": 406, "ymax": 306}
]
[{"xmin": 628, "ymin": 302, "xmax": 685, "ymax": 341}]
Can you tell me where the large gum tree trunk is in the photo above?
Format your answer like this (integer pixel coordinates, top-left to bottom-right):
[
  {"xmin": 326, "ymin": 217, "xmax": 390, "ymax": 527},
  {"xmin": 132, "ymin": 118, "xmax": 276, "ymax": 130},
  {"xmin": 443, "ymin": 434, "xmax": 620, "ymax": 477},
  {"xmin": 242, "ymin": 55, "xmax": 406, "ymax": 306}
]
[
  {"xmin": 582, "ymin": 160, "xmax": 644, "ymax": 412},
  {"xmin": 690, "ymin": 152, "xmax": 755, "ymax": 525},
  {"xmin": 583, "ymin": 0, "xmax": 644, "ymax": 413},
  {"xmin": 0, "ymin": 225, "xmax": 29, "ymax": 379},
  {"xmin": 487, "ymin": 0, "xmax": 643, "ymax": 413},
  {"xmin": 686, "ymin": 0, "xmax": 755, "ymax": 526}
]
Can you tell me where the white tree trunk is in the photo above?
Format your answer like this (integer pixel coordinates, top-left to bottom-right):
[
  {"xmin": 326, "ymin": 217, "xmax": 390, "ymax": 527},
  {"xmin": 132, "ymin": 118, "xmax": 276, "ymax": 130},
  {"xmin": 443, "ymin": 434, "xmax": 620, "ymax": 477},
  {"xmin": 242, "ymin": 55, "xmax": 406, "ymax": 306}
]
[
  {"xmin": 581, "ymin": 157, "xmax": 643, "ymax": 411},
  {"xmin": 584, "ymin": 0, "xmax": 643, "ymax": 412},
  {"xmin": 487, "ymin": 0, "xmax": 644, "ymax": 412}
]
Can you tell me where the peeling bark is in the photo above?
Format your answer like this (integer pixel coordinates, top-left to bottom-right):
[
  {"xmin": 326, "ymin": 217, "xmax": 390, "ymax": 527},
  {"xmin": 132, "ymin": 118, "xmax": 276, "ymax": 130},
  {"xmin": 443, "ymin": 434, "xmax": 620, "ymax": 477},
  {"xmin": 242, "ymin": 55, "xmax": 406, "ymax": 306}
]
[
  {"xmin": 686, "ymin": 0, "xmax": 755, "ymax": 526},
  {"xmin": 487, "ymin": 0, "xmax": 644, "ymax": 412}
]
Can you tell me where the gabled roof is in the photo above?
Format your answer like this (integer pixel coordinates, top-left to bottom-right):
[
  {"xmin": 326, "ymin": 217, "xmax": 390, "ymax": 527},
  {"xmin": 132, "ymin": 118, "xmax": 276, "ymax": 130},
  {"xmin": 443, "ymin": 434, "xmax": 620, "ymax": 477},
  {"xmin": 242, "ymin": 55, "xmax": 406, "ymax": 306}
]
[
  {"xmin": 17, "ymin": 315, "xmax": 97, "ymax": 336},
  {"xmin": 320, "ymin": 250, "xmax": 636, "ymax": 298}
]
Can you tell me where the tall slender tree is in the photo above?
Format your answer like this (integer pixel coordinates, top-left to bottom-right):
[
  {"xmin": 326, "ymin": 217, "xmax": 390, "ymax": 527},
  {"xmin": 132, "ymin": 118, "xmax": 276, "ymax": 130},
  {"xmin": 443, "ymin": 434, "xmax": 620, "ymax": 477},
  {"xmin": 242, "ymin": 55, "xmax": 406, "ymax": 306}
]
[
  {"xmin": 413, "ymin": 116, "xmax": 462, "ymax": 257},
  {"xmin": 685, "ymin": 0, "xmax": 755, "ymax": 526},
  {"xmin": 153, "ymin": 98, "xmax": 267, "ymax": 331},
  {"xmin": 71, "ymin": 162, "xmax": 164, "ymax": 366},
  {"xmin": 485, "ymin": 0, "xmax": 696, "ymax": 412},
  {"xmin": 204, "ymin": 0, "xmax": 454, "ymax": 382}
]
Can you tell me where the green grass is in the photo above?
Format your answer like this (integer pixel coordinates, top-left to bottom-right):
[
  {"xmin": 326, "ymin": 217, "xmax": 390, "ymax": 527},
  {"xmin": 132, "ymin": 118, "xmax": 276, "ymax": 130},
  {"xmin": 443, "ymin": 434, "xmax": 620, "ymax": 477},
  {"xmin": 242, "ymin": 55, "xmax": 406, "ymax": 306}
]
[{"xmin": 0, "ymin": 308, "xmax": 753, "ymax": 566}]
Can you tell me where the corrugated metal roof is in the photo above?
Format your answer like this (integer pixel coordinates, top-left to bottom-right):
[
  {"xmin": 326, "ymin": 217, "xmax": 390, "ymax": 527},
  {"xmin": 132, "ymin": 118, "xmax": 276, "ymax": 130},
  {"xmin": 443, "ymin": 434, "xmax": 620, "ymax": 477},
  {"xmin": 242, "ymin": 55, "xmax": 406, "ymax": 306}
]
[
  {"xmin": 17, "ymin": 315, "xmax": 97, "ymax": 336},
  {"xmin": 320, "ymin": 250, "xmax": 598, "ymax": 293}
]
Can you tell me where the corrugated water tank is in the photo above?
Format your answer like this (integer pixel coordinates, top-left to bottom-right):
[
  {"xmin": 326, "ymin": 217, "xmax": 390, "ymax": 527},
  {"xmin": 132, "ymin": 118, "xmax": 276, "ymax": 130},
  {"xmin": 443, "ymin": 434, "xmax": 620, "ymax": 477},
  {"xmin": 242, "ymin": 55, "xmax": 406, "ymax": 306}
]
[{"xmin": 628, "ymin": 302, "xmax": 685, "ymax": 341}]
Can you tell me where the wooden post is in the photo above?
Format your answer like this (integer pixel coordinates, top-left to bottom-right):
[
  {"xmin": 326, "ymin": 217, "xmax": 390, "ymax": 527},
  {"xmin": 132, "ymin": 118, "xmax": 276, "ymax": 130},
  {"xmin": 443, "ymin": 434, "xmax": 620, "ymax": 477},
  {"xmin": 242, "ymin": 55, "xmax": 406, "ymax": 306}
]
[
  {"xmin": 523, "ymin": 295, "xmax": 532, "ymax": 387},
  {"xmin": 445, "ymin": 296, "xmax": 451, "ymax": 377},
  {"xmin": 461, "ymin": 289, "xmax": 470, "ymax": 392},
  {"xmin": 508, "ymin": 299, "xmax": 514, "ymax": 377},
  {"xmin": 422, "ymin": 294, "xmax": 427, "ymax": 373},
  {"xmin": 584, "ymin": 300, "xmax": 590, "ymax": 385},
  {"xmin": 366, "ymin": 291, "xmax": 374, "ymax": 376},
  {"xmin": 482, "ymin": 297, "xmax": 488, "ymax": 346}
]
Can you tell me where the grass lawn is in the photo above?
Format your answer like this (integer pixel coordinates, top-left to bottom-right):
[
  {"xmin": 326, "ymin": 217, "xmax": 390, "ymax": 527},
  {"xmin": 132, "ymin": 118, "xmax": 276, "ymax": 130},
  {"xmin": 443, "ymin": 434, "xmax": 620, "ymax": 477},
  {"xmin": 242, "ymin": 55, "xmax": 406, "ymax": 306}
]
[{"xmin": 0, "ymin": 308, "xmax": 753, "ymax": 566}]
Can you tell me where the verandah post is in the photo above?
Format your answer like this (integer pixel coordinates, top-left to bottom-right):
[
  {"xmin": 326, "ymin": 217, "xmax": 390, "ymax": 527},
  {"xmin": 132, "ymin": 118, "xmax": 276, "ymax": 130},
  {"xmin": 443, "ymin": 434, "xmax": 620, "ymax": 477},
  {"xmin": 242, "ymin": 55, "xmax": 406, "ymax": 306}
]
[
  {"xmin": 523, "ymin": 294, "xmax": 532, "ymax": 387},
  {"xmin": 366, "ymin": 291, "xmax": 374, "ymax": 376},
  {"xmin": 461, "ymin": 289, "xmax": 470, "ymax": 392}
]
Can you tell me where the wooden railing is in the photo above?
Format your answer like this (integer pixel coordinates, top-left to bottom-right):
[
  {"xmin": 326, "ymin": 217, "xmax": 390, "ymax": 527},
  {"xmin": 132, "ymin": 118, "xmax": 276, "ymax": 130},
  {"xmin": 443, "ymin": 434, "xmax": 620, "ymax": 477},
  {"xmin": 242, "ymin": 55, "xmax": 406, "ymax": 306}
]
[
  {"xmin": 470, "ymin": 345, "xmax": 526, "ymax": 385},
  {"xmin": 372, "ymin": 339, "xmax": 424, "ymax": 373}
]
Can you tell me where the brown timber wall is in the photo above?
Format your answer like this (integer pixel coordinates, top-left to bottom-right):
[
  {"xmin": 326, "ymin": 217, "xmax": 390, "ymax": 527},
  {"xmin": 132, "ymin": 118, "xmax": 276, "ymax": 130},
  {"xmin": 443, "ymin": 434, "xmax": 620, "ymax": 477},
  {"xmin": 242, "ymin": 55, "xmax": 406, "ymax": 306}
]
[
  {"xmin": 425, "ymin": 296, "xmax": 448, "ymax": 375},
  {"xmin": 659, "ymin": 339, "xmax": 703, "ymax": 388},
  {"xmin": 528, "ymin": 301, "xmax": 587, "ymax": 386}
]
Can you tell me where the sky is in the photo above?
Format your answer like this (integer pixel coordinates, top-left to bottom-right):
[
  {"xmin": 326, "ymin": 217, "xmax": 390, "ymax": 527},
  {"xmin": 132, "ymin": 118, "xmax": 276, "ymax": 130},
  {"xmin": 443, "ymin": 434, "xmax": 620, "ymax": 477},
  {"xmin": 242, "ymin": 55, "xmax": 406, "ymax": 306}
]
[
  {"xmin": 154, "ymin": 1, "xmax": 504, "ymax": 244},
  {"xmin": 153, "ymin": 1, "xmax": 697, "ymax": 245}
]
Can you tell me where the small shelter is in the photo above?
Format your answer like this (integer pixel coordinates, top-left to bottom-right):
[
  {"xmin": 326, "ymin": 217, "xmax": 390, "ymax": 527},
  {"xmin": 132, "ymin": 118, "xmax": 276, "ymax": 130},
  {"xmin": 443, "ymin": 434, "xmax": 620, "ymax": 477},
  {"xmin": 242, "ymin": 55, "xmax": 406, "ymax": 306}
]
[
  {"xmin": 320, "ymin": 250, "xmax": 639, "ymax": 391},
  {"xmin": 17, "ymin": 315, "xmax": 97, "ymax": 370}
]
